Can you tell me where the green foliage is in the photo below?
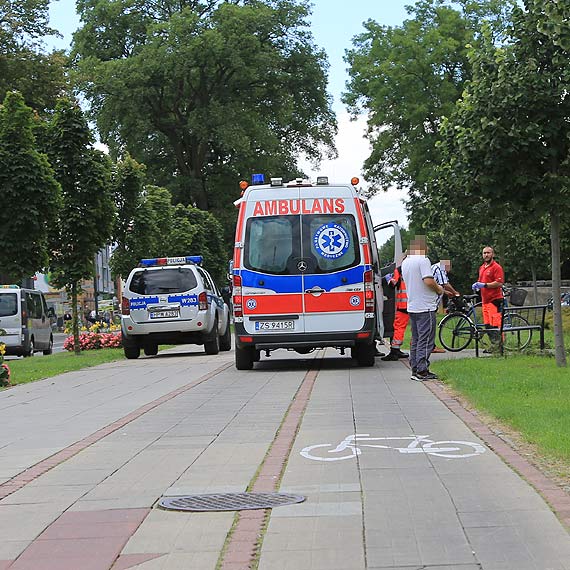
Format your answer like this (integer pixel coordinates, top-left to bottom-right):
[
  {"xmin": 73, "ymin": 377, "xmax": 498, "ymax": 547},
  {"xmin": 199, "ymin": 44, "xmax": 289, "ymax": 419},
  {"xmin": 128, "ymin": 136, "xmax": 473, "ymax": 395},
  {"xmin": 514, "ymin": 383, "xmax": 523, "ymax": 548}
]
[
  {"xmin": 343, "ymin": 0, "xmax": 512, "ymax": 196},
  {"xmin": 0, "ymin": 91, "xmax": 61, "ymax": 283},
  {"xmin": 544, "ymin": 308, "xmax": 570, "ymax": 335},
  {"xmin": 0, "ymin": 0, "xmax": 58, "ymax": 53},
  {"xmin": 72, "ymin": 0, "xmax": 336, "ymax": 211}
]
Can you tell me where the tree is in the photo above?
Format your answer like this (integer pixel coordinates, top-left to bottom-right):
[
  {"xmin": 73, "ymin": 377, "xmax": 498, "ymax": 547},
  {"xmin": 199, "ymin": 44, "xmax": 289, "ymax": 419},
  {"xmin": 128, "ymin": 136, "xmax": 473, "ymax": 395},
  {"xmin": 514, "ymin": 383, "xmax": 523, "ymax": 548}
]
[
  {"xmin": 72, "ymin": 0, "xmax": 336, "ymax": 210},
  {"xmin": 343, "ymin": 0, "xmax": 512, "ymax": 198},
  {"xmin": 437, "ymin": 3, "xmax": 570, "ymax": 366},
  {"xmin": 0, "ymin": 0, "xmax": 69, "ymax": 112},
  {"xmin": 0, "ymin": 91, "xmax": 61, "ymax": 284},
  {"xmin": 47, "ymin": 99, "xmax": 116, "ymax": 354}
]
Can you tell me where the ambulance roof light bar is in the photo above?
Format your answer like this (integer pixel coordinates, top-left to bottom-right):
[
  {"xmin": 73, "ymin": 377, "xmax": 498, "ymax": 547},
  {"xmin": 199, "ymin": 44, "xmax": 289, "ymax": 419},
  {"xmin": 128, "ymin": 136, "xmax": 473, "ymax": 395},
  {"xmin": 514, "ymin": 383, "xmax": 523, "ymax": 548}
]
[
  {"xmin": 140, "ymin": 255, "xmax": 203, "ymax": 267},
  {"xmin": 316, "ymin": 176, "xmax": 328, "ymax": 185},
  {"xmin": 270, "ymin": 177, "xmax": 283, "ymax": 187},
  {"xmin": 251, "ymin": 173, "xmax": 265, "ymax": 185}
]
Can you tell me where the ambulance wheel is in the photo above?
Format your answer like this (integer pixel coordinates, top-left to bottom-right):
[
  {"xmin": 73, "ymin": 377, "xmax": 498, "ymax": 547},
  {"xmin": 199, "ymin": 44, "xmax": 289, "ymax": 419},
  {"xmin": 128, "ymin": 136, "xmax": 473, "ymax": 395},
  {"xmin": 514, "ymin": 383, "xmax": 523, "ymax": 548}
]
[
  {"xmin": 204, "ymin": 318, "xmax": 220, "ymax": 355},
  {"xmin": 235, "ymin": 346, "xmax": 254, "ymax": 370},
  {"xmin": 220, "ymin": 319, "xmax": 232, "ymax": 351},
  {"xmin": 355, "ymin": 342, "xmax": 375, "ymax": 367}
]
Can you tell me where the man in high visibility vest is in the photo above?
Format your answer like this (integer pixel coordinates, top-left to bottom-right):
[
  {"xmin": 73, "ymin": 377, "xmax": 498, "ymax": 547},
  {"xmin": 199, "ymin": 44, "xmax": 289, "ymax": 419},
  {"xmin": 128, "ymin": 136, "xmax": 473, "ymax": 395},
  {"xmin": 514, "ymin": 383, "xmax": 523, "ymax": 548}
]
[{"xmin": 381, "ymin": 265, "xmax": 410, "ymax": 361}]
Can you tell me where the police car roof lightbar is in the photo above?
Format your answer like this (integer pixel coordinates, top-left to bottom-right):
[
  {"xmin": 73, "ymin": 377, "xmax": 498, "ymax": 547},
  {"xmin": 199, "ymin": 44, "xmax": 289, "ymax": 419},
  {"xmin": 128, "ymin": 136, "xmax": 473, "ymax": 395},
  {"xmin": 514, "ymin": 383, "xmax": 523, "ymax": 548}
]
[
  {"xmin": 0, "ymin": 285, "xmax": 19, "ymax": 289},
  {"xmin": 140, "ymin": 256, "xmax": 203, "ymax": 267}
]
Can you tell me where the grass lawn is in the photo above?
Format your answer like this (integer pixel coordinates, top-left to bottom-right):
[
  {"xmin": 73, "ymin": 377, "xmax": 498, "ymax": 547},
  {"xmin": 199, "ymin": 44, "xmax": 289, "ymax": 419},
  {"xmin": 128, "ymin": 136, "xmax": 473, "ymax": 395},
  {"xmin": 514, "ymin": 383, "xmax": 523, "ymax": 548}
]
[
  {"xmin": 431, "ymin": 354, "xmax": 570, "ymax": 471},
  {"xmin": 2, "ymin": 349, "xmax": 126, "ymax": 386}
]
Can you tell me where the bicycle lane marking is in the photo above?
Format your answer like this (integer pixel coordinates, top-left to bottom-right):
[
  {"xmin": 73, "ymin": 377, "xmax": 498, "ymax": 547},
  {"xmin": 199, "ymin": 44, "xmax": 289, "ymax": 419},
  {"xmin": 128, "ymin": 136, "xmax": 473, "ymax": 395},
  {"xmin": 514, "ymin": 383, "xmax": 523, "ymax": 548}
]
[
  {"xmin": 0, "ymin": 361, "xmax": 233, "ymax": 501},
  {"xmin": 217, "ymin": 352, "xmax": 324, "ymax": 570},
  {"xmin": 300, "ymin": 434, "xmax": 486, "ymax": 461}
]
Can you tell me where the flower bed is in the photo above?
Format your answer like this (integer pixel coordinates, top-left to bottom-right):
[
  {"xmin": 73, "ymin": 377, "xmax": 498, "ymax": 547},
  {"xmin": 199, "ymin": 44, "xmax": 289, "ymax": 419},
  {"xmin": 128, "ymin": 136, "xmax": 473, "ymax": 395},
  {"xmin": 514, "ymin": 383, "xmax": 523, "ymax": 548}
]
[
  {"xmin": 63, "ymin": 332, "xmax": 122, "ymax": 352},
  {"xmin": 0, "ymin": 340, "xmax": 11, "ymax": 387}
]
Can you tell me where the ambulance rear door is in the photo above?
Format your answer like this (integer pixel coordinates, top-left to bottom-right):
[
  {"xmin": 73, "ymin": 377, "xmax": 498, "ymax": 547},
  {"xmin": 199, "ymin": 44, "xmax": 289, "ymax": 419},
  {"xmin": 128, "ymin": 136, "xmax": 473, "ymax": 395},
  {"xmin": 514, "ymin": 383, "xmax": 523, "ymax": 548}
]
[
  {"xmin": 239, "ymin": 186, "xmax": 306, "ymax": 335},
  {"xmin": 301, "ymin": 186, "xmax": 367, "ymax": 334}
]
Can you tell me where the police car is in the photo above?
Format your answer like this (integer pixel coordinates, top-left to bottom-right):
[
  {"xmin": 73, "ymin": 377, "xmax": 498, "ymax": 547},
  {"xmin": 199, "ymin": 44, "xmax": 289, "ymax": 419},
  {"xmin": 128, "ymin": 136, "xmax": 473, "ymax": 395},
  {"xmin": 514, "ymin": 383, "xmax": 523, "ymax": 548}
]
[{"xmin": 121, "ymin": 256, "xmax": 231, "ymax": 359}]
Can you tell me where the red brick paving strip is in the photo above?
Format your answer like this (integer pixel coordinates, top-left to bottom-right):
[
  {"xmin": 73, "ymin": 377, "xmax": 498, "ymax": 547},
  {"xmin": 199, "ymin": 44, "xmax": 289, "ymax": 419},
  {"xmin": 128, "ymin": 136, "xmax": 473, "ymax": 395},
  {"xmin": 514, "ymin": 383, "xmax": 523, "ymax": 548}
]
[
  {"xmin": 219, "ymin": 358, "xmax": 322, "ymax": 570},
  {"xmin": 425, "ymin": 376, "xmax": 570, "ymax": 529},
  {"xmin": 0, "ymin": 361, "xmax": 232, "ymax": 501},
  {"xmin": 7, "ymin": 508, "xmax": 153, "ymax": 570}
]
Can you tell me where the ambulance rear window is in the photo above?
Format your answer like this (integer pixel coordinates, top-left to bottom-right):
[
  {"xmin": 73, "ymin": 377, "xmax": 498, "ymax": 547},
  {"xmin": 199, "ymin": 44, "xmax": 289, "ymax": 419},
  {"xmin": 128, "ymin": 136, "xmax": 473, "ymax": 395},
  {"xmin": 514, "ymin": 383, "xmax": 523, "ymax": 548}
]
[
  {"xmin": 244, "ymin": 217, "xmax": 299, "ymax": 275},
  {"xmin": 305, "ymin": 214, "xmax": 360, "ymax": 272}
]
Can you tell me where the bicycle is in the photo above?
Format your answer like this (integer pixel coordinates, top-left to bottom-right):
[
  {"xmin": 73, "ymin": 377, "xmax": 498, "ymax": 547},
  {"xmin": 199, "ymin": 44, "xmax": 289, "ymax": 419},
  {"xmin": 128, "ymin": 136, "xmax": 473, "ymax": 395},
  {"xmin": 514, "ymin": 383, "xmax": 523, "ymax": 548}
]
[
  {"xmin": 438, "ymin": 287, "xmax": 532, "ymax": 352},
  {"xmin": 300, "ymin": 433, "xmax": 486, "ymax": 462}
]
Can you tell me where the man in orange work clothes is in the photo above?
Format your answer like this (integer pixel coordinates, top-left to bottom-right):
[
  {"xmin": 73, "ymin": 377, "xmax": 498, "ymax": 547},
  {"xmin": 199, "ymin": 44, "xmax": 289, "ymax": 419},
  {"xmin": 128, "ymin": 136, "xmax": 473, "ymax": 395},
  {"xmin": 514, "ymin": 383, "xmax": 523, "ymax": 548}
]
[
  {"xmin": 381, "ymin": 265, "xmax": 410, "ymax": 361},
  {"xmin": 472, "ymin": 246, "xmax": 504, "ymax": 332}
]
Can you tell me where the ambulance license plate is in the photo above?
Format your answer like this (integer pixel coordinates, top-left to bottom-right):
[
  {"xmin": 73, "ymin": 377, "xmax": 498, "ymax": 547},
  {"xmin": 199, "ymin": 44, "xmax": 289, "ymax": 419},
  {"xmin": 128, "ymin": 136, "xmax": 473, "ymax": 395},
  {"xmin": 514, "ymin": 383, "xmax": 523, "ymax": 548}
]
[
  {"xmin": 150, "ymin": 309, "xmax": 179, "ymax": 319},
  {"xmin": 255, "ymin": 320, "xmax": 294, "ymax": 331}
]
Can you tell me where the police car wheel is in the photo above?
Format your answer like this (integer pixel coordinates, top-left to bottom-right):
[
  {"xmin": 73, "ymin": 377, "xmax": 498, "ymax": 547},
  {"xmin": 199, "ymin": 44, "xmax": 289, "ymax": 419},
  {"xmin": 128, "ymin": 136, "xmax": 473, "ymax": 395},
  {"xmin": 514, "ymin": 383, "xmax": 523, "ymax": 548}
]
[
  {"xmin": 220, "ymin": 319, "xmax": 231, "ymax": 352},
  {"xmin": 235, "ymin": 346, "xmax": 254, "ymax": 370},
  {"xmin": 124, "ymin": 345, "xmax": 141, "ymax": 359},
  {"xmin": 204, "ymin": 319, "xmax": 220, "ymax": 355},
  {"xmin": 143, "ymin": 343, "xmax": 158, "ymax": 356}
]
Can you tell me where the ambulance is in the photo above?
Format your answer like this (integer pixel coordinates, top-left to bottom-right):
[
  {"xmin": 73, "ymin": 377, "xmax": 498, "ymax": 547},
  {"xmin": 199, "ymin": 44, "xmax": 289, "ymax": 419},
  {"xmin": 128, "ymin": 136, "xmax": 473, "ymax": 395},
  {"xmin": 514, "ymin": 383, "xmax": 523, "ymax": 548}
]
[{"xmin": 231, "ymin": 175, "xmax": 402, "ymax": 370}]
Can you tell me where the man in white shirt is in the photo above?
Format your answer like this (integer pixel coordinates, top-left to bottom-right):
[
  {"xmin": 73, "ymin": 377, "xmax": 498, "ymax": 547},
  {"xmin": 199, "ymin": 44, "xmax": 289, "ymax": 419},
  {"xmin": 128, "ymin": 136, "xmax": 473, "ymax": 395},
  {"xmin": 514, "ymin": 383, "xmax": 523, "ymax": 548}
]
[{"xmin": 401, "ymin": 236, "xmax": 444, "ymax": 381}]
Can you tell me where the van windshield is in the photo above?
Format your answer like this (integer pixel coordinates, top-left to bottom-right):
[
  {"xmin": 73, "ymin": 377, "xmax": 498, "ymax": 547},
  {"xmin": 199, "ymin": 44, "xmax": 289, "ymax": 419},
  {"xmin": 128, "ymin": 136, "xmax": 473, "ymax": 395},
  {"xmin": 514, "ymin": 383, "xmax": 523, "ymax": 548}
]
[
  {"xmin": 0, "ymin": 293, "xmax": 18, "ymax": 317},
  {"xmin": 129, "ymin": 268, "xmax": 198, "ymax": 295},
  {"xmin": 244, "ymin": 214, "xmax": 360, "ymax": 275}
]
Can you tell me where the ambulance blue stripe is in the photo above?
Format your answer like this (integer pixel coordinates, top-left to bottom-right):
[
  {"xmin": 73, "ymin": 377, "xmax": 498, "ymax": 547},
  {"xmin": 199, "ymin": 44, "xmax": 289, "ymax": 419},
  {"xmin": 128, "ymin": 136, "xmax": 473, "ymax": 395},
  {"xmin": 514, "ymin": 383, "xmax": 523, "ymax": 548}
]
[
  {"xmin": 239, "ymin": 270, "xmax": 303, "ymax": 293},
  {"xmin": 304, "ymin": 265, "xmax": 369, "ymax": 291}
]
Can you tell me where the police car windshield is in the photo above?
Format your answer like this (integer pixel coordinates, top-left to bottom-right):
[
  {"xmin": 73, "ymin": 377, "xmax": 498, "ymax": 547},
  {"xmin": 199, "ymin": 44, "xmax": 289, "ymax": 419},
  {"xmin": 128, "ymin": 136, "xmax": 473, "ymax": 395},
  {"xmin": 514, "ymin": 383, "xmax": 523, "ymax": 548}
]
[
  {"xmin": 0, "ymin": 293, "xmax": 18, "ymax": 317},
  {"xmin": 129, "ymin": 268, "xmax": 198, "ymax": 295}
]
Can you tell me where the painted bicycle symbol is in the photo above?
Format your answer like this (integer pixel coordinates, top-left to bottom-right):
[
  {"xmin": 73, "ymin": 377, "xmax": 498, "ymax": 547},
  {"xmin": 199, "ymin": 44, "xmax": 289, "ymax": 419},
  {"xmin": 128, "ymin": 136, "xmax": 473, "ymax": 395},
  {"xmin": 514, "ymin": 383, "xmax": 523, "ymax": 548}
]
[{"xmin": 300, "ymin": 434, "xmax": 486, "ymax": 461}]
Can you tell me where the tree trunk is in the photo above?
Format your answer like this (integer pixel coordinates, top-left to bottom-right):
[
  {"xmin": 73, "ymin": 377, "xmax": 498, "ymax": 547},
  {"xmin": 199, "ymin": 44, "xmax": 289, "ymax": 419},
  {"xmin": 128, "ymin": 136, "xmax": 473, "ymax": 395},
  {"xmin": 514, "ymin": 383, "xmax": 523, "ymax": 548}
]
[
  {"xmin": 549, "ymin": 208, "xmax": 566, "ymax": 367},
  {"xmin": 71, "ymin": 282, "xmax": 81, "ymax": 356},
  {"xmin": 531, "ymin": 265, "xmax": 538, "ymax": 305}
]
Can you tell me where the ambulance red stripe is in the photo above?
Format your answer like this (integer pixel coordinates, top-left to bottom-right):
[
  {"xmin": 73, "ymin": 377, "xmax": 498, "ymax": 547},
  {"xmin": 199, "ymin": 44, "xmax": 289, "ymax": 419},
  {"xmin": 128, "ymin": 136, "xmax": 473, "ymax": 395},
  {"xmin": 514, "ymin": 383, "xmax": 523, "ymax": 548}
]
[
  {"xmin": 243, "ymin": 294, "xmax": 303, "ymax": 315},
  {"xmin": 304, "ymin": 291, "xmax": 364, "ymax": 313}
]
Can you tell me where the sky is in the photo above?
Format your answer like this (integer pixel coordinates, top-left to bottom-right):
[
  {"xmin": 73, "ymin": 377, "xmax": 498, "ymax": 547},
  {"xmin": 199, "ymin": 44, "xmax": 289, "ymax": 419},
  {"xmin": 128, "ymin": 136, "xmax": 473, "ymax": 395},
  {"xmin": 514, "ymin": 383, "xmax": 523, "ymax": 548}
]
[{"xmin": 46, "ymin": 0, "xmax": 412, "ymax": 229}]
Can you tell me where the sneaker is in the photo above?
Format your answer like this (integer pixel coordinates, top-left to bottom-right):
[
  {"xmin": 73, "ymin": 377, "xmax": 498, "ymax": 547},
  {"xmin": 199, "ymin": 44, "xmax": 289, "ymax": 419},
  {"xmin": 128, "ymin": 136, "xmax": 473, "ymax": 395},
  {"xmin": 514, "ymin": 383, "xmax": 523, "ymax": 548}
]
[
  {"xmin": 412, "ymin": 370, "xmax": 439, "ymax": 381},
  {"xmin": 392, "ymin": 348, "xmax": 409, "ymax": 358},
  {"xmin": 381, "ymin": 351, "xmax": 399, "ymax": 361},
  {"xmin": 432, "ymin": 346, "xmax": 446, "ymax": 354}
]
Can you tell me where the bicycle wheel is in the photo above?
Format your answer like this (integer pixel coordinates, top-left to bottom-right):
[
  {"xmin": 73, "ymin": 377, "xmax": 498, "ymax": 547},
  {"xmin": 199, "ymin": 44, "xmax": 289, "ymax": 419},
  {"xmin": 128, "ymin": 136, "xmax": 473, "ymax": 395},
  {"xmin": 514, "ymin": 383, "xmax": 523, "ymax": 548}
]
[
  {"xmin": 300, "ymin": 443, "xmax": 359, "ymax": 462},
  {"xmin": 438, "ymin": 313, "xmax": 473, "ymax": 352},
  {"xmin": 502, "ymin": 314, "xmax": 532, "ymax": 351},
  {"xmin": 473, "ymin": 302, "xmax": 493, "ymax": 351},
  {"xmin": 423, "ymin": 440, "xmax": 486, "ymax": 458}
]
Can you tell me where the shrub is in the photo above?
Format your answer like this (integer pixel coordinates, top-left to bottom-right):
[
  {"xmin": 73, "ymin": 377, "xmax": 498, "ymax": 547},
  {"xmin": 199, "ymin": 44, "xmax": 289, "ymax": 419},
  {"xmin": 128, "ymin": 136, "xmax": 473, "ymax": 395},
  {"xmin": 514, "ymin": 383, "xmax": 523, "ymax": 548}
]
[{"xmin": 544, "ymin": 307, "xmax": 570, "ymax": 334}]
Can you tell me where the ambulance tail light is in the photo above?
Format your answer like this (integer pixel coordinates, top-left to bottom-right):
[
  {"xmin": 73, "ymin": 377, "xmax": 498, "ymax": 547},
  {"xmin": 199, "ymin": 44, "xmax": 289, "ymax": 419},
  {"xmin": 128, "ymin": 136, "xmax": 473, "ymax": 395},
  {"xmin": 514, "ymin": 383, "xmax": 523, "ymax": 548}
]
[
  {"xmin": 232, "ymin": 275, "xmax": 243, "ymax": 317},
  {"xmin": 364, "ymin": 270, "xmax": 375, "ymax": 312},
  {"xmin": 121, "ymin": 296, "xmax": 130, "ymax": 316},
  {"xmin": 198, "ymin": 292, "xmax": 208, "ymax": 311}
]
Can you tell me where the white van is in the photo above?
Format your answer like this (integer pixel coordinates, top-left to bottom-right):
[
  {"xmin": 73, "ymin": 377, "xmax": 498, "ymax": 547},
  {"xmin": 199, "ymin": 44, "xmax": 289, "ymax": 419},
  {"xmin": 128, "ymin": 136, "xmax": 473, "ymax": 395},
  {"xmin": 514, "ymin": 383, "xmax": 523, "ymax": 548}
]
[
  {"xmin": 0, "ymin": 286, "xmax": 53, "ymax": 356},
  {"xmin": 231, "ymin": 176, "xmax": 401, "ymax": 369}
]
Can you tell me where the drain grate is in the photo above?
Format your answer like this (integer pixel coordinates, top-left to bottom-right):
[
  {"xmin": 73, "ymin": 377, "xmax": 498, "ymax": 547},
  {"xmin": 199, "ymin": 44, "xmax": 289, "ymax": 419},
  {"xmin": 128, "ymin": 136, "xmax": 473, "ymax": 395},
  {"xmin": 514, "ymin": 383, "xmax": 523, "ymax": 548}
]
[{"xmin": 158, "ymin": 492, "xmax": 305, "ymax": 512}]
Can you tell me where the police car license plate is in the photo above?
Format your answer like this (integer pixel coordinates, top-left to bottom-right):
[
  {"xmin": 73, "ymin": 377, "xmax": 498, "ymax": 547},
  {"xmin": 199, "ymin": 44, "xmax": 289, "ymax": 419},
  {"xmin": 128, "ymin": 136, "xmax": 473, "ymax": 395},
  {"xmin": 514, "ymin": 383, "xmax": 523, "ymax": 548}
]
[
  {"xmin": 150, "ymin": 309, "xmax": 179, "ymax": 319},
  {"xmin": 255, "ymin": 320, "xmax": 294, "ymax": 331}
]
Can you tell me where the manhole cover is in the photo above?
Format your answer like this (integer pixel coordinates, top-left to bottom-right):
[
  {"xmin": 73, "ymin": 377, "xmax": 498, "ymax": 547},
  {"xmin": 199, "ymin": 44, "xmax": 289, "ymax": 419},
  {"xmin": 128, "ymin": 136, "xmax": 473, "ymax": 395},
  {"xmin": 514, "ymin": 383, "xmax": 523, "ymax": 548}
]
[{"xmin": 158, "ymin": 492, "xmax": 305, "ymax": 512}]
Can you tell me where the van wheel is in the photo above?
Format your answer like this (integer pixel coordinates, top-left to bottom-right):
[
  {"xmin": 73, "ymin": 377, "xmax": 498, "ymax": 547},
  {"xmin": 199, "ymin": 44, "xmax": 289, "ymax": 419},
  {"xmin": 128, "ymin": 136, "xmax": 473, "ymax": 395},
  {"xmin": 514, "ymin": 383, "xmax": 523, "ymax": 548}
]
[
  {"xmin": 24, "ymin": 338, "xmax": 35, "ymax": 357},
  {"xmin": 124, "ymin": 346, "xmax": 140, "ymax": 359},
  {"xmin": 204, "ymin": 319, "xmax": 220, "ymax": 355},
  {"xmin": 355, "ymin": 342, "xmax": 375, "ymax": 367},
  {"xmin": 235, "ymin": 346, "xmax": 254, "ymax": 370},
  {"xmin": 220, "ymin": 319, "xmax": 231, "ymax": 352},
  {"xmin": 143, "ymin": 343, "xmax": 158, "ymax": 356},
  {"xmin": 43, "ymin": 336, "xmax": 53, "ymax": 355}
]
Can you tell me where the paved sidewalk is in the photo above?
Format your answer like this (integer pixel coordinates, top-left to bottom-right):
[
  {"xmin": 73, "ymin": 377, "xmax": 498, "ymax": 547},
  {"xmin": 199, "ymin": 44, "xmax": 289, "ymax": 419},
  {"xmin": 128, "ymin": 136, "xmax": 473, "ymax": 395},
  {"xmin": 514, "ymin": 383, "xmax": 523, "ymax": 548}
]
[{"xmin": 1, "ymin": 348, "xmax": 569, "ymax": 569}]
